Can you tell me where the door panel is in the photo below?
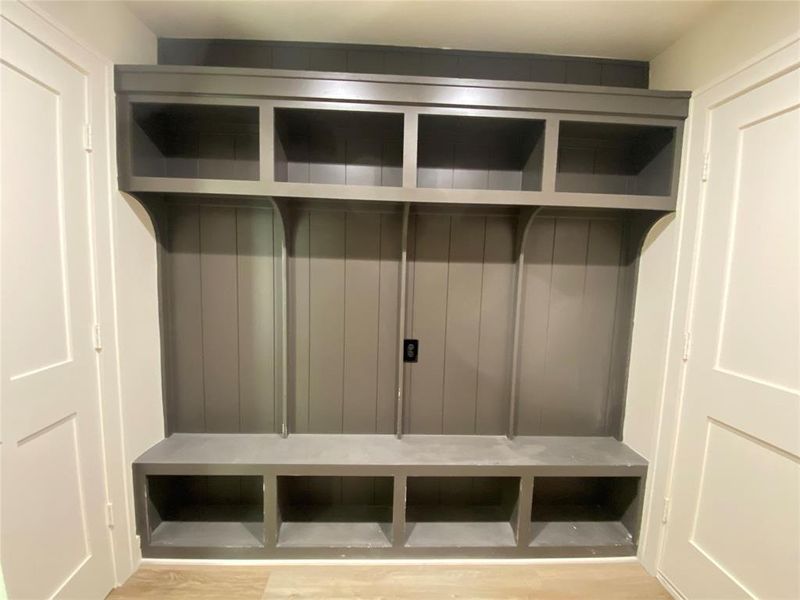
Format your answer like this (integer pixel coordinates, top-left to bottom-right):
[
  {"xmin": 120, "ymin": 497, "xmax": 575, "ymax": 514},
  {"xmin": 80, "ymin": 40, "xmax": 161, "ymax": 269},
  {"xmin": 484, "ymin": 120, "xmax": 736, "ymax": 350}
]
[
  {"xmin": 660, "ymin": 57, "xmax": 799, "ymax": 600},
  {"xmin": 1, "ymin": 14, "xmax": 115, "ymax": 600}
]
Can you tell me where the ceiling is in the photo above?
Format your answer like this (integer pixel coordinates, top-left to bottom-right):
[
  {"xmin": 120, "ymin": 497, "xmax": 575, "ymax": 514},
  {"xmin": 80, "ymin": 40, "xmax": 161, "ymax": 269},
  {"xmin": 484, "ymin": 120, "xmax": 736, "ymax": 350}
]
[{"xmin": 124, "ymin": 0, "xmax": 722, "ymax": 61}]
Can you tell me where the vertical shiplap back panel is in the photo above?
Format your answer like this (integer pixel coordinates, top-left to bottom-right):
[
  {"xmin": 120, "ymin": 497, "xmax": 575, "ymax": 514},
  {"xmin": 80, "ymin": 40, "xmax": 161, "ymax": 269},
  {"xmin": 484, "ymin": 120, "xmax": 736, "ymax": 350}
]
[
  {"xmin": 441, "ymin": 216, "xmax": 486, "ymax": 434},
  {"xmin": 407, "ymin": 212, "xmax": 516, "ymax": 436},
  {"xmin": 540, "ymin": 219, "xmax": 590, "ymax": 434},
  {"xmin": 517, "ymin": 218, "xmax": 557, "ymax": 435},
  {"xmin": 376, "ymin": 213, "xmax": 401, "ymax": 433},
  {"xmin": 165, "ymin": 202, "xmax": 278, "ymax": 434},
  {"xmin": 167, "ymin": 204, "xmax": 205, "ymax": 432},
  {"xmin": 517, "ymin": 214, "xmax": 630, "ymax": 436},
  {"xmin": 236, "ymin": 208, "xmax": 277, "ymax": 432},
  {"xmin": 578, "ymin": 219, "xmax": 623, "ymax": 434},
  {"xmin": 290, "ymin": 207, "xmax": 401, "ymax": 435},
  {"xmin": 342, "ymin": 212, "xmax": 381, "ymax": 432},
  {"xmin": 308, "ymin": 211, "xmax": 346, "ymax": 432},
  {"xmin": 406, "ymin": 214, "xmax": 451, "ymax": 433},
  {"xmin": 476, "ymin": 216, "xmax": 516, "ymax": 434},
  {"xmin": 199, "ymin": 208, "xmax": 241, "ymax": 433}
]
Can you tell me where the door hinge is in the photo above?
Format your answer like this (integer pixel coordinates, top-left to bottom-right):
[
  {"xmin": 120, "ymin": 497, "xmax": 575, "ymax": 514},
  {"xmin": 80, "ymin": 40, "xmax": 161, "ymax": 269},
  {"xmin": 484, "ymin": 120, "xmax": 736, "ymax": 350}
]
[
  {"xmin": 83, "ymin": 123, "xmax": 93, "ymax": 153},
  {"xmin": 662, "ymin": 497, "xmax": 671, "ymax": 524},
  {"xmin": 682, "ymin": 331, "xmax": 691, "ymax": 362},
  {"xmin": 106, "ymin": 502, "xmax": 114, "ymax": 528},
  {"xmin": 93, "ymin": 323, "xmax": 102, "ymax": 351},
  {"xmin": 701, "ymin": 152, "xmax": 710, "ymax": 182}
]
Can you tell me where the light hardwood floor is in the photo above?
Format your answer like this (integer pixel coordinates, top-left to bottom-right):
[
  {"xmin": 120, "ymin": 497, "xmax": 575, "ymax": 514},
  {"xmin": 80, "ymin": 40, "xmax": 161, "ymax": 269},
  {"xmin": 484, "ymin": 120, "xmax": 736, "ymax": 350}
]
[{"xmin": 108, "ymin": 562, "xmax": 672, "ymax": 599}]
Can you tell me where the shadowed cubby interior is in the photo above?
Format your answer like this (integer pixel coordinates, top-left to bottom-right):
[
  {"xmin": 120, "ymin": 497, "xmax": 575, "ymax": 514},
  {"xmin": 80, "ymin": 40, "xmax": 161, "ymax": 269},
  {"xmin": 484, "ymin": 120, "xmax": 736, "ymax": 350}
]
[
  {"xmin": 277, "ymin": 476, "xmax": 394, "ymax": 547},
  {"xmin": 156, "ymin": 198, "xmax": 283, "ymax": 434},
  {"xmin": 405, "ymin": 477, "xmax": 519, "ymax": 547},
  {"xmin": 556, "ymin": 121, "xmax": 675, "ymax": 196},
  {"xmin": 274, "ymin": 108, "xmax": 403, "ymax": 186},
  {"xmin": 417, "ymin": 115, "xmax": 545, "ymax": 191},
  {"xmin": 130, "ymin": 103, "xmax": 259, "ymax": 180},
  {"xmin": 146, "ymin": 475, "xmax": 264, "ymax": 548},
  {"xmin": 530, "ymin": 476, "xmax": 640, "ymax": 549}
]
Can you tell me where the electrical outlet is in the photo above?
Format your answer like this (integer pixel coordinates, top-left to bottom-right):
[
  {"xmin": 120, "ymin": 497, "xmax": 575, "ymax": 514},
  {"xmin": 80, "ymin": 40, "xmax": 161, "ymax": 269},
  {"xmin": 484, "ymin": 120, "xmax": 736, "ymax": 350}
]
[{"xmin": 403, "ymin": 339, "xmax": 419, "ymax": 363}]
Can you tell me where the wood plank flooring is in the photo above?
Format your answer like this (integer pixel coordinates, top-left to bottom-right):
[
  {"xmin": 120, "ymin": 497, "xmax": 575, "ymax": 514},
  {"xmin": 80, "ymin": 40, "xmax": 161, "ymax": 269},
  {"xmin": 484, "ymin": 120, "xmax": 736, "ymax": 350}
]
[{"xmin": 108, "ymin": 562, "xmax": 672, "ymax": 599}]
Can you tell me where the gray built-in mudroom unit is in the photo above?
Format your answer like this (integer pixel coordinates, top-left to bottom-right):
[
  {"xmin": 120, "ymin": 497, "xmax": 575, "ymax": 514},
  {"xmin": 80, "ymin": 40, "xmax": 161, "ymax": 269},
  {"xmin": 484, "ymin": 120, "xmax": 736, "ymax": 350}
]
[{"xmin": 117, "ymin": 40, "xmax": 689, "ymax": 559}]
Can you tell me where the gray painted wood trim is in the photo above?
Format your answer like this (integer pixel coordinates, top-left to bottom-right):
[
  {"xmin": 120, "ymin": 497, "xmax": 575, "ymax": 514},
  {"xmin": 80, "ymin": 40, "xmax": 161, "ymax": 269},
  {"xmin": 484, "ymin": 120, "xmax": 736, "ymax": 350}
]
[
  {"xmin": 135, "ymin": 433, "xmax": 647, "ymax": 473},
  {"xmin": 116, "ymin": 63, "xmax": 686, "ymax": 100},
  {"xmin": 540, "ymin": 118, "xmax": 559, "ymax": 193},
  {"xmin": 121, "ymin": 180, "xmax": 677, "ymax": 211},
  {"xmin": 259, "ymin": 104, "xmax": 274, "ymax": 183},
  {"xmin": 264, "ymin": 475, "xmax": 279, "ymax": 545},
  {"xmin": 515, "ymin": 475, "xmax": 534, "ymax": 547},
  {"xmin": 270, "ymin": 198, "xmax": 292, "ymax": 437},
  {"xmin": 115, "ymin": 66, "xmax": 689, "ymax": 118},
  {"xmin": 395, "ymin": 203, "xmax": 410, "ymax": 438},
  {"xmin": 392, "ymin": 474, "xmax": 407, "ymax": 547},
  {"xmin": 402, "ymin": 111, "xmax": 418, "ymax": 188}
]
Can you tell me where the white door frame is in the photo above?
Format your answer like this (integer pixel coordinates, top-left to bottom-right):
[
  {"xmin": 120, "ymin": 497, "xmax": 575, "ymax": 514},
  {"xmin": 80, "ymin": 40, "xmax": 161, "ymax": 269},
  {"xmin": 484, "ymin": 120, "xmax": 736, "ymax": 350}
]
[
  {"xmin": 1, "ymin": 0, "xmax": 138, "ymax": 585},
  {"xmin": 634, "ymin": 33, "xmax": 800, "ymax": 587}
]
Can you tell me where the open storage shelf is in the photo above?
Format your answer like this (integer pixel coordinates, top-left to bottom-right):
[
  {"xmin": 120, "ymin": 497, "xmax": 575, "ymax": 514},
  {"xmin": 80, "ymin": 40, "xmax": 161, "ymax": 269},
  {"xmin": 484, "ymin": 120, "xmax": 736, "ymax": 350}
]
[
  {"xmin": 130, "ymin": 103, "xmax": 259, "ymax": 180},
  {"xmin": 556, "ymin": 121, "xmax": 675, "ymax": 196},
  {"xmin": 405, "ymin": 477, "xmax": 518, "ymax": 548},
  {"xmin": 529, "ymin": 476, "xmax": 640, "ymax": 554},
  {"xmin": 417, "ymin": 115, "xmax": 545, "ymax": 191},
  {"xmin": 145, "ymin": 475, "xmax": 264, "ymax": 548},
  {"xmin": 119, "ymin": 59, "xmax": 690, "ymax": 560},
  {"xmin": 274, "ymin": 108, "xmax": 403, "ymax": 187},
  {"xmin": 277, "ymin": 476, "xmax": 393, "ymax": 548}
]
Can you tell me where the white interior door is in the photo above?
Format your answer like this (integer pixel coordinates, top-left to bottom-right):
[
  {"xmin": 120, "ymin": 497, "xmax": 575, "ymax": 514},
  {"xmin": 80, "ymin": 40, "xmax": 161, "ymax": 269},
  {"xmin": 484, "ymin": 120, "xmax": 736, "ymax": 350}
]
[
  {"xmin": 1, "ymin": 13, "xmax": 115, "ymax": 600},
  {"xmin": 659, "ymin": 47, "xmax": 800, "ymax": 600}
]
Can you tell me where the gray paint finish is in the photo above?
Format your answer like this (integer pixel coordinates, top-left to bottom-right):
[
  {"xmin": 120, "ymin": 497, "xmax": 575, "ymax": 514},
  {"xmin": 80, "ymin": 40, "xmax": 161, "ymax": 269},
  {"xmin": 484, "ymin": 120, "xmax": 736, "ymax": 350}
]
[
  {"xmin": 133, "ymin": 434, "xmax": 645, "ymax": 557},
  {"xmin": 116, "ymin": 57, "xmax": 689, "ymax": 559},
  {"xmin": 164, "ymin": 201, "xmax": 280, "ymax": 433},
  {"xmin": 516, "ymin": 212, "xmax": 639, "ymax": 437},
  {"xmin": 135, "ymin": 433, "xmax": 647, "ymax": 472},
  {"xmin": 289, "ymin": 206, "xmax": 400, "ymax": 435},
  {"xmin": 157, "ymin": 39, "xmax": 649, "ymax": 89}
]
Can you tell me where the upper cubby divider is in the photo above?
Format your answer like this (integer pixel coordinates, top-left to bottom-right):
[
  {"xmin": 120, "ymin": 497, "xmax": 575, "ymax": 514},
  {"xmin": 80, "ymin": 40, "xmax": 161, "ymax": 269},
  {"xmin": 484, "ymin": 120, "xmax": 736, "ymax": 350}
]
[
  {"xmin": 130, "ymin": 102, "xmax": 260, "ymax": 180},
  {"xmin": 417, "ymin": 115, "xmax": 545, "ymax": 192},
  {"xmin": 274, "ymin": 108, "xmax": 404, "ymax": 187},
  {"xmin": 556, "ymin": 121, "xmax": 676, "ymax": 196}
]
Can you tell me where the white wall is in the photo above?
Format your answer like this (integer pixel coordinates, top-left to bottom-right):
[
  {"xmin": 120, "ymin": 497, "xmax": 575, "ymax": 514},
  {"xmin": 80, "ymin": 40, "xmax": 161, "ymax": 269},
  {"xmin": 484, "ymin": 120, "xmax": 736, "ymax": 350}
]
[
  {"xmin": 623, "ymin": 0, "xmax": 800, "ymax": 461},
  {"xmin": 628, "ymin": 0, "xmax": 800, "ymax": 573},
  {"xmin": 32, "ymin": 1, "xmax": 156, "ymax": 64},
  {"xmin": 29, "ymin": 0, "xmax": 163, "ymax": 583},
  {"xmin": 650, "ymin": 1, "xmax": 800, "ymax": 91}
]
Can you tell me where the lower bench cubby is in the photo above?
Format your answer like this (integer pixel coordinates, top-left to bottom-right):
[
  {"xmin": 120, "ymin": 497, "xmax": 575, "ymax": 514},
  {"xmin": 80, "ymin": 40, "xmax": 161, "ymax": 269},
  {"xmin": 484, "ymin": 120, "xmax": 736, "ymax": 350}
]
[
  {"xmin": 277, "ymin": 476, "xmax": 394, "ymax": 548},
  {"xmin": 530, "ymin": 476, "xmax": 641, "ymax": 555},
  {"xmin": 405, "ymin": 477, "xmax": 519, "ymax": 548},
  {"xmin": 145, "ymin": 475, "xmax": 264, "ymax": 549}
]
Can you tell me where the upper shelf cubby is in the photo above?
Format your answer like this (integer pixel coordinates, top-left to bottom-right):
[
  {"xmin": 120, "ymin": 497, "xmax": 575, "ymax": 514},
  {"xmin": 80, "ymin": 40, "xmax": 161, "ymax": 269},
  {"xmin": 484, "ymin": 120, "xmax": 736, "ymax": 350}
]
[
  {"xmin": 130, "ymin": 103, "xmax": 259, "ymax": 180},
  {"xmin": 556, "ymin": 121, "xmax": 676, "ymax": 196},
  {"xmin": 274, "ymin": 108, "xmax": 403, "ymax": 187},
  {"xmin": 417, "ymin": 115, "xmax": 545, "ymax": 192}
]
